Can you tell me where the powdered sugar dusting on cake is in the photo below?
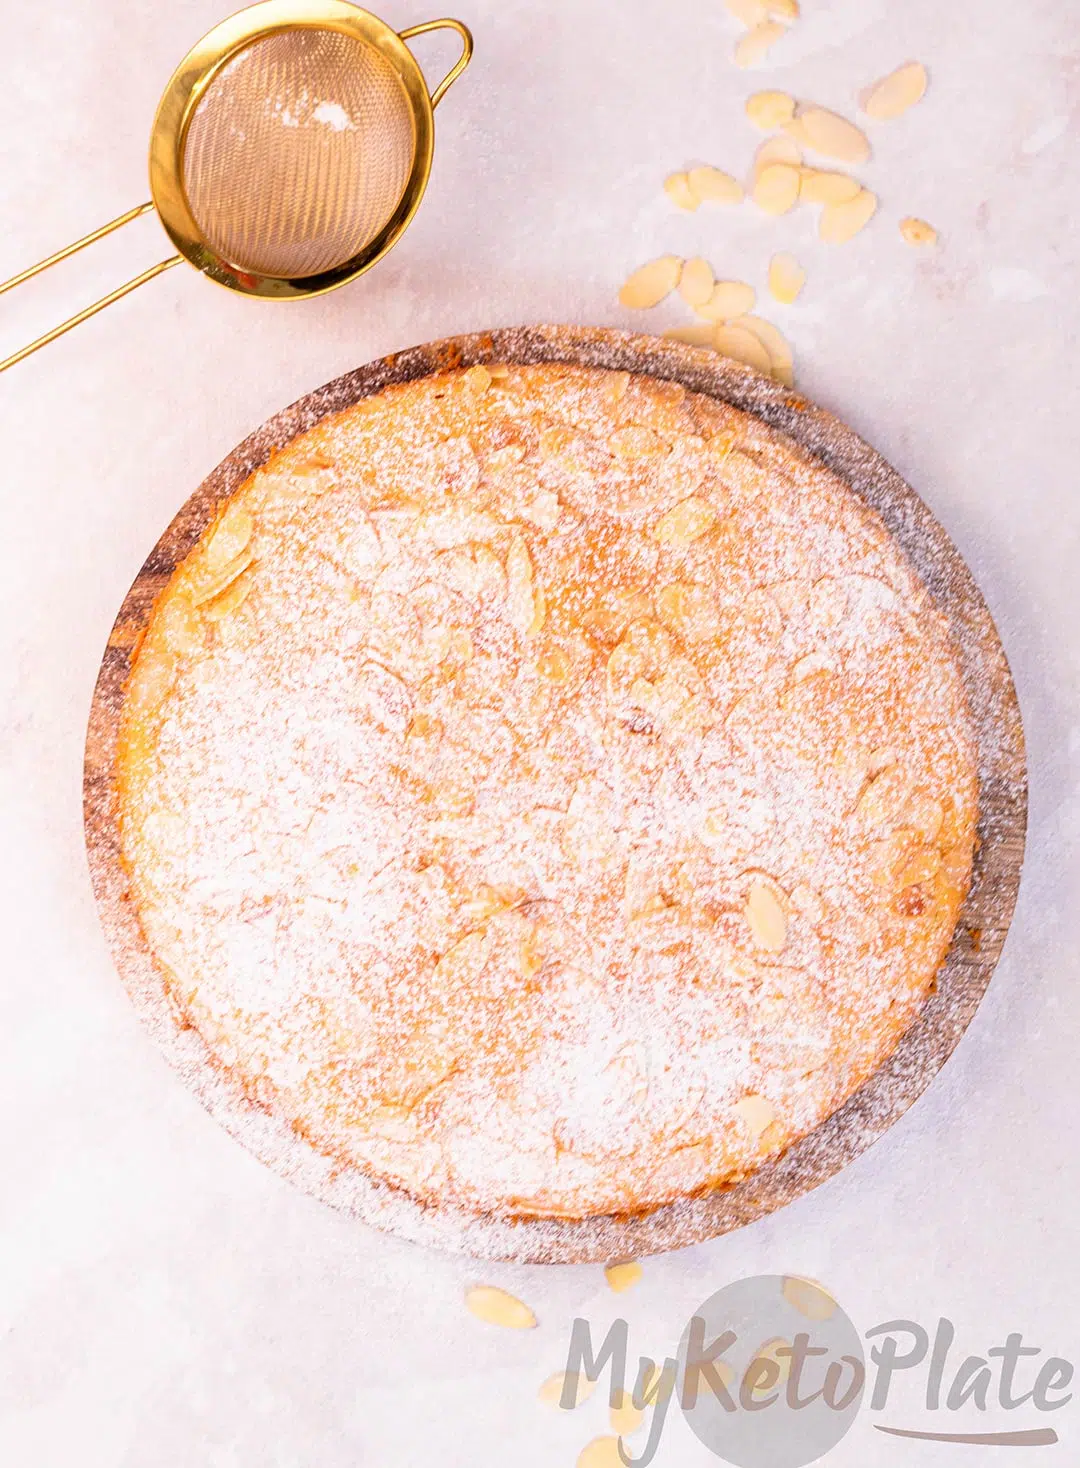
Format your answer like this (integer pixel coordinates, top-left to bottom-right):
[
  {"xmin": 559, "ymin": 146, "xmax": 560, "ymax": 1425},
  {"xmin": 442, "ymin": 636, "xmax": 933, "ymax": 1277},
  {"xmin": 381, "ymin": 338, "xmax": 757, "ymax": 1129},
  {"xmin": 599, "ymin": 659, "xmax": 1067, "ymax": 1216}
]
[{"xmin": 116, "ymin": 358, "xmax": 979, "ymax": 1227}]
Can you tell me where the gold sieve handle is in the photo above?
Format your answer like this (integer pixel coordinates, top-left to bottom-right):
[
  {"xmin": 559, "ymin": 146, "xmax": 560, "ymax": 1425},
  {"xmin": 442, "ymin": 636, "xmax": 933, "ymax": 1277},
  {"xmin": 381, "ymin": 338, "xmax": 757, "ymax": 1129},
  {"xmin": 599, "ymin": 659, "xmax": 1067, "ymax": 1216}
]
[
  {"xmin": 398, "ymin": 18, "xmax": 474, "ymax": 108},
  {"xmin": 0, "ymin": 201, "xmax": 181, "ymax": 374}
]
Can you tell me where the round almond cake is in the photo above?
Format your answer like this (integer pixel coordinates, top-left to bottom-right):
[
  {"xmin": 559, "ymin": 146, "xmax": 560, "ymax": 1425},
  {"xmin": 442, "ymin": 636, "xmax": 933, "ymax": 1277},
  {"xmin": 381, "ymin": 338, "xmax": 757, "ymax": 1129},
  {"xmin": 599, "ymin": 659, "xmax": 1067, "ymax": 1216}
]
[{"xmin": 117, "ymin": 361, "xmax": 978, "ymax": 1221}]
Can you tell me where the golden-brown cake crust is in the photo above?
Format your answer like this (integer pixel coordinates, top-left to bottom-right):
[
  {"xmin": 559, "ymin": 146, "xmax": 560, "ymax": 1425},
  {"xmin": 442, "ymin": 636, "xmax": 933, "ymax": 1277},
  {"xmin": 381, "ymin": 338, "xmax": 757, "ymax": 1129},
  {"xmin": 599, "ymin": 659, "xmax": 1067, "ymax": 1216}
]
[{"xmin": 117, "ymin": 361, "xmax": 978, "ymax": 1220}]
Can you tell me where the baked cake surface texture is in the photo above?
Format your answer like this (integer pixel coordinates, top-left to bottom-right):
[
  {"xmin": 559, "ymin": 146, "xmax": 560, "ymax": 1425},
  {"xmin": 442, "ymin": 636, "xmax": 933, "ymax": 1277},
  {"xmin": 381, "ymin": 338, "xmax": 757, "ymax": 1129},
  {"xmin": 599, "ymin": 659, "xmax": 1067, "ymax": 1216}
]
[{"xmin": 117, "ymin": 362, "xmax": 977, "ymax": 1220}]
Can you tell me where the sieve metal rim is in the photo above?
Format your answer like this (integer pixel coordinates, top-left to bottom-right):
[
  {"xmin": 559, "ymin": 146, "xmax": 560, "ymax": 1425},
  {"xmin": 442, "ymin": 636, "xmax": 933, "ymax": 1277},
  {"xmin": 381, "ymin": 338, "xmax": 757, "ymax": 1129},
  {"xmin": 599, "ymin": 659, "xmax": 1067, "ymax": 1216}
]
[{"xmin": 148, "ymin": 0, "xmax": 465, "ymax": 299}]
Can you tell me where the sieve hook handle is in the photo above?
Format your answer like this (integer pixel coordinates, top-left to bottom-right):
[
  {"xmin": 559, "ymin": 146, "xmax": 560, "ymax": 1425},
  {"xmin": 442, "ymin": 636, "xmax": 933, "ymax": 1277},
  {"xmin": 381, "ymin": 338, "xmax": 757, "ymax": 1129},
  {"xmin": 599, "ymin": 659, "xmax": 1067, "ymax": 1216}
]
[
  {"xmin": 0, "ymin": 201, "xmax": 181, "ymax": 374},
  {"xmin": 399, "ymin": 18, "xmax": 474, "ymax": 108}
]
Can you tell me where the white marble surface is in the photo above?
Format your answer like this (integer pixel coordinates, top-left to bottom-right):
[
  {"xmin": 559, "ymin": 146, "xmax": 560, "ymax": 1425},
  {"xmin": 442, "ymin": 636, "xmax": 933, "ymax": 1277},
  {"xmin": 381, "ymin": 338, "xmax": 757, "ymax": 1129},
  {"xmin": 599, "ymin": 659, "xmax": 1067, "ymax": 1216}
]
[{"xmin": 1, "ymin": 2, "xmax": 1078, "ymax": 1465}]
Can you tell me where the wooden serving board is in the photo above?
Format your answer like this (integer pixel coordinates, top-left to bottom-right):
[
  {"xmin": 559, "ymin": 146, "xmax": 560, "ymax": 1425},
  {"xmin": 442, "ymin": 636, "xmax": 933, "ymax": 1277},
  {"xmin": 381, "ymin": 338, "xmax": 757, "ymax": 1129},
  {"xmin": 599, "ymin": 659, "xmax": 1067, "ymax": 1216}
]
[{"xmin": 84, "ymin": 325, "xmax": 1027, "ymax": 1262}]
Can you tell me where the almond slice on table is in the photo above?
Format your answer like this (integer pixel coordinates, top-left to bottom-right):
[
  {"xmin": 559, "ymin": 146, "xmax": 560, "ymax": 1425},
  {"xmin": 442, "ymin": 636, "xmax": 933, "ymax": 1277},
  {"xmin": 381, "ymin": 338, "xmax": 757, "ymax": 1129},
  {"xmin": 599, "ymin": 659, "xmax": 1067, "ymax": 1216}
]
[
  {"xmin": 619, "ymin": 255, "xmax": 683, "ymax": 309},
  {"xmin": 610, "ymin": 1389, "xmax": 645, "ymax": 1437},
  {"xmin": 465, "ymin": 1285, "xmax": 537, "ymax": 1329},
  {"xmin": 787, "ymin": 106, "xmax": 871, "ymax": 164},
  {"xmin": 679, "ymin": 256, "xmax": 716, "ymax": 308},
  {"xmin": 746, "ymin": 90, "xmax": 797, "ymax": 129},
  {"xmin": 862, "ymin": 60, "xmax": 928, "ymax": 121},
  {"xmin": 768, "ymin": 250, "xmax": 806, "ymax": 304},
  {"xmin": 747, "ymin": 1338, "xmax": 793, "ymax": 1395},
  {"xmin": 696, "ymin": 279, "xmax": 757, "ymax": 322},
  {"xmin": 578, "ymin": 1438, "xmax": 623, "ymax": 1468},
  {"xmin": 605, "ymin": 1259, "xmax": 643, "ymax": 1293},
  {"xmin": 663, "ymin": 323, "xmax": 716, "ymax": 347},
  {"xmin": 714, "ymin": 324, "xmax": 773, "ymax": 376},
  {"xmin": 753, "ymin": 162, "xmax": 801, "ymax": 215},
  {"xmin": 820, "ymin": 188, "xmax": 878, "ymax": 242},
  {"xmin": 732, "ymin": 314, "xmax": 794, "ymax": 386},
  {"xmin": 735, "ymin": 20, "xmax": 785, "ymax": 67},
  {"xmin": 799, "ymin": 168, "xmax": 861, "ymax": 205},
  {"xmin": 782, "ymin": 1275, "xmax": 837, "ymax": 1321},
  {"xmin": 752, "ymin": 133, "xmax": 802, "ymax": 183},
  {"xmin": 664, "ymin": 171, "xmax": 700, "ymax": 211},
  {"xmin": 726, "ymin": 0, "xmax": 767, "ymax": 22},
  {"xmin": 687, "ymin": 165, "xmax": 744, "ymax": 205},
  {"xmin": 539, "ymin": 1370, "xmax": 595, "ymax": 1408},
  {"xmin": 900, "ymin": 216, "xmax": 938, "ymax": 246}
]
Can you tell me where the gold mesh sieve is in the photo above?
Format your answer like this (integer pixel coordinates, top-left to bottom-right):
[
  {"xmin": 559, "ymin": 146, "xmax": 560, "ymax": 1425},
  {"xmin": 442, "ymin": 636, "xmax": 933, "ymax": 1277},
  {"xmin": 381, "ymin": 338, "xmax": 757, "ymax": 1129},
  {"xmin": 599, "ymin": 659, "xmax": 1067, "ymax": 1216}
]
[{"xmin": 1, "ymin": 1, "xmax": 472, "ymax": 372}]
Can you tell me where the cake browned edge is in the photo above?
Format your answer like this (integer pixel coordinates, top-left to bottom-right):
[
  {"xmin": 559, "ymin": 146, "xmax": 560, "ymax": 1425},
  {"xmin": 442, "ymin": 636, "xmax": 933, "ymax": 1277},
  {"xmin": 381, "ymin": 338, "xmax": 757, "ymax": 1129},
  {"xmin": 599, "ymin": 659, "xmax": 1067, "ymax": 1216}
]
[{"xmin": 83, "ymin": 325, "xmax": 1027, "ymax": 1263}]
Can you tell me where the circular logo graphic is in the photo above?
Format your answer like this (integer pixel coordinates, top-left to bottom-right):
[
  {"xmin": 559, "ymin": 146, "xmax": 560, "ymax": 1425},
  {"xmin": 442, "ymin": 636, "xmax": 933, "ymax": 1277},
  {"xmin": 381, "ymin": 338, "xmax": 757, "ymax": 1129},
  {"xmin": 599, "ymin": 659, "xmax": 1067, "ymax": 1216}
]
[{"xmin": 677, "ymin": 1273, "xmax": 864, "ymax": 1468}]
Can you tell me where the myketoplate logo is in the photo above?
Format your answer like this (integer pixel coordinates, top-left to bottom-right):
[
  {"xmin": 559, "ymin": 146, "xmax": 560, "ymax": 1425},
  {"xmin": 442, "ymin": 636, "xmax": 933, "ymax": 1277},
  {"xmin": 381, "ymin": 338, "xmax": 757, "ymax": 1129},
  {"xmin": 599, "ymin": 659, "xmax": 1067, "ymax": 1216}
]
[{"xmin": 561, "ymin": 1274, "xmax": 1072, "ymax": 1466}]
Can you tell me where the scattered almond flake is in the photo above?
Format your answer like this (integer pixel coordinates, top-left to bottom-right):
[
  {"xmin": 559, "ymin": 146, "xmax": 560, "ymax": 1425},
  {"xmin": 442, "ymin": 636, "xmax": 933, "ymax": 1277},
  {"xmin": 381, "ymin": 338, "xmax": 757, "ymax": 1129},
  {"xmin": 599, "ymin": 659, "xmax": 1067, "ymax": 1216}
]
[
  {"xmin": 697, "ymin": 280, "xmax": 757, "ymax": 323},
  {"xmin": 867, "ymin": 745, "xmax": 898, "ymax": 776},
  {"xmin": 609, "ymin": 424, "xmax": 666, "ymax": 460},
  {"xmin": 606, "ymin": 370, "xmax": 631, "ymax": 402},
  {"xmin": 663, "ymin": 323, "xmax": 716, "ymax": 347},
  {"xmin": 900, "ymin": 216, "xmax": 938, "ymax": 247},
  {"xmin": 713, "ymin": 323, "xmax": 773, "ymax": 376},
  {"xmin": 766, "ymin": 0, "xmax": 799, "ymax": 17},
  {"xmin": 787, "ymin": 106, "xmax": 871, "ymax": 165},
  {"xmin": 506, "ymin": 534, "xmax": 544, "ymax": 635},
  {"xmin": 734, "ymin": 1092, "xmax": 775, "ymax": 1138},
  {"xmin": 858, "ymin": 764, "xmax": 912, "ymax": 825},
  {"xmin": 202, "ymin": 567, "xmax": 254, "ymax": 622},
  {"xmin": 745, "ymin": 878, "xmax": 787, "ymax": 950},
  {"xmin": 726, "ymin": 0, "xmax": 767, "ymax": 23},
  {"xmin": 464, "ymin": 1285, "xmax": 536, "ymax": 1329},
  {"xmin": 687, "ymin": 165, "xmax": 744, "ymax": 205},
  {"xmin": 156, "ymin": 596, "xmax": 202, "ymax": 657},
  {"xmin": 790, "ymin": 649, "xmax": 830, "ymax": 683},
  {"xmin": 190, "ymin": 549, "xmax": 254, "ymax": 607},
  {"xmin": 679, "ymin": 256, "xmax": 716, "ymax": 309},
  {"xmin": 538, "ymin": 644, "xmax": 573, "ymax": 683},
  {"xmin": 898, "ymin": 845, "xmax": 943, "ymax": 887},
  {"xmin": 782, "ymin": 1275, "xmax": 837, "ymax": 1320},
  {"xmin": 819, "ymin": 188, "xmax": 878, "ymax": 243},
  {"xmin": 767, "ymin": 251, "xmax": 806, "ymax": 305},
  {"xmin": 904, "ymin": 792, "xmax": 944, "ymax": 842},
  {"xmin": 464, "ymin": 363, "xmax": 492, "ymax": 394},
  {"xmin": 799, "ymin": 168, "xmax": 861, "ymax": 206},
  {"xmin": 610, "ymin": 1389, "xmax": 645, "ymax": 1437},
  {"xmin": 654, "ymin": 495, "xmax": 717, "ymax": 548},
  {"xmin": 487, "ymin": 362, "xmax": 510, "ymax": 380},
  {"xmin": 734, "ymin": 20, "xmax": 785, "ymax": 67},
  {"xmin": 731, "ymin": 314, "xmax": 794, "ymax": 386},
  {"xmin": 618, "ymin": 255, "xmax": 683, "ymax": 309},
  {"xmin": 746, "ymin": 90, "xmax": 797, "ymax": 129},
  {"xmin": 862, "ymin": 60, "xmax": 928, "ymax": 121},
  {"xmin": 605, "ymin": 1259, "xmax": 643, "ymax": 1293},
  {"xmin": 539, "ymin": 1370, "xmax": 595, "ymax": 1408},
  {"xmin": 752, "ymin": 162, "xmax": 801, "ymax": 216},
  {"xmin": 752, "ymin": 133, "xmax": 802, "ymax": 183},
  {"xmin": 204, "ymin": 504, "xmax": 254, "ymax": 569},
  {"xmin": 747, "ymin": 1337, "xmax": 793, "ymax": 1394},
  {"xmin": 577, "ymin": 1438, "xmax": 623, "ymax": 1468},
  {"xmin": 664, "ymin": 171, "xmax": 700, "ymax": 211}
]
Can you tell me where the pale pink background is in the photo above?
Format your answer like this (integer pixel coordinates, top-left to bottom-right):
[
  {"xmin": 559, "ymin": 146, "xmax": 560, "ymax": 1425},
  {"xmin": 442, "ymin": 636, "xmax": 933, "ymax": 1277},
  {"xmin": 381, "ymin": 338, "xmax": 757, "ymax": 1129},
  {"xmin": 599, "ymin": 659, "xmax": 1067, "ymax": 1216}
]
[{"xmin": 0, "ymin": 2, "xmax": 1077, "ymax": 1465}]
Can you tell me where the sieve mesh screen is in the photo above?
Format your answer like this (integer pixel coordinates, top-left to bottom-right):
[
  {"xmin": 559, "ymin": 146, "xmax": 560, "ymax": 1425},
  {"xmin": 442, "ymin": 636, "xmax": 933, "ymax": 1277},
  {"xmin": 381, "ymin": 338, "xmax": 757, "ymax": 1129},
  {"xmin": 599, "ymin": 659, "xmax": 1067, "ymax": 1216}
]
[{"xmin": 182, "ymin": 28, "xmax": 416, "ymax": 278}]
